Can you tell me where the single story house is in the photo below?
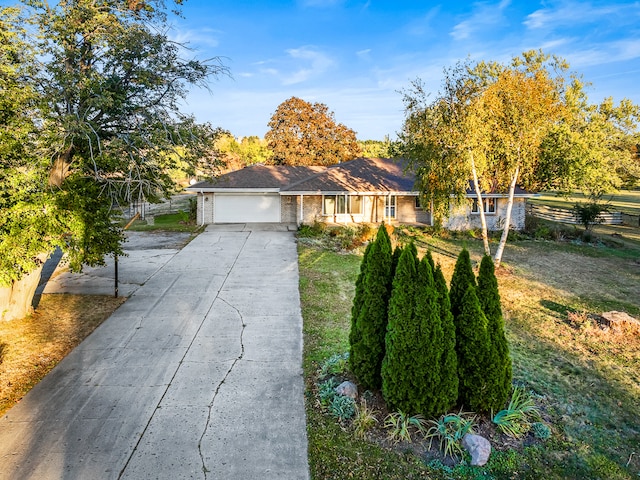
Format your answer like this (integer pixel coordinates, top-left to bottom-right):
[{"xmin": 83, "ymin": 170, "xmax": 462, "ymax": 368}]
[{"xmin": 186, "ymin": 157, "xmax": 534, "ymax": 230}]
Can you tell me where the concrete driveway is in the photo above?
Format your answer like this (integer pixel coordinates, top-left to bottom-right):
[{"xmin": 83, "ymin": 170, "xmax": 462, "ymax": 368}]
[{"xmin": 0, "ymin": 225, "xmax": 309, "ymax": 479}]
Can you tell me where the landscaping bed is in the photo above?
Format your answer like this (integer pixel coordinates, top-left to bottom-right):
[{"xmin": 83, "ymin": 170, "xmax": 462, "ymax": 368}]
[{"xmin": 298, "ymin": 222, "xmax": 640, "ymax": 479}]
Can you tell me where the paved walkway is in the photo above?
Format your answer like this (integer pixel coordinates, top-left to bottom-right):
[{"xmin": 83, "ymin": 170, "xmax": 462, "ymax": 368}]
[{"xmin": 0, "ymin": 225, "xmax": 309, "ymax": 479}]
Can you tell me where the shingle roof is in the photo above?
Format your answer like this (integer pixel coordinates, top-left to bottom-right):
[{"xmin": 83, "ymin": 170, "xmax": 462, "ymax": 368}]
[
  {"xmin": 189, "ymin": 164, "xmax": 326, "ymax": 190},
  {"xmin": 188, "ymin": 158, "xmax": 416, "ymax": 193},
  {"xmin": 187, "ymin": 157, "xmax": 534, "ymax": 197},
  {"xmin": 281, "ymin": 157, "xmax": 416, "ymax": 193}
]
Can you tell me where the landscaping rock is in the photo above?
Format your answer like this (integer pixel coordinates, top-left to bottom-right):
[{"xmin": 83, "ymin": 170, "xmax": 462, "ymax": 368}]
[
  {"xmin": 335, "ymin": 381, "xmax": 358, "ymax": 400},
  {"xmin": 462, "ymin": 433, "xmax": 491, "ymax": 466}
]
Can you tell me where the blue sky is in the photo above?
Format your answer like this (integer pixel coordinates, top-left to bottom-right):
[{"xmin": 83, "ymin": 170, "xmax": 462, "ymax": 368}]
[{"xmin": 171, "ymin": 0, "xmax": 640, "ymax": 140}]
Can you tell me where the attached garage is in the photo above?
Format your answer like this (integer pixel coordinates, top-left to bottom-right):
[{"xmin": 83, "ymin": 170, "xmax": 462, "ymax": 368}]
[{"xmin": 213, "ymin": 193, "xmax": 281, "ymax": 223}]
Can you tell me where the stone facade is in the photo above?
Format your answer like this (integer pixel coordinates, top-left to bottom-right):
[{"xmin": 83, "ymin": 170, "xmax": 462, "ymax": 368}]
[{"xmin": 444, "ymin": 197, "xmax": 527, "ymax": 231}]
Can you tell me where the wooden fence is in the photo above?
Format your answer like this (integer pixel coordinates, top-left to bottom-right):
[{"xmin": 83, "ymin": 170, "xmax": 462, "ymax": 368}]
[{"xmin": 527, "ymin": 204, "xmax": 623, "ymax": 225}]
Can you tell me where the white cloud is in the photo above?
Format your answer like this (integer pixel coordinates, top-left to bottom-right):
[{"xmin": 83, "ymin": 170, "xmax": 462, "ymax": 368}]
[
  {"xmin": 281, "ymin": 47, "xmax": 336, "ymax": 85},
  {"xmin": 169, "ymin": 25, "xmax": 221, "ymax": 51},
  {"xmin": 524, "ymin": 2, "xmax": 639, "ymax": 30},
  {"xmin": 450, "ymin": 0, "xmax": 512, "ymax": 41}
]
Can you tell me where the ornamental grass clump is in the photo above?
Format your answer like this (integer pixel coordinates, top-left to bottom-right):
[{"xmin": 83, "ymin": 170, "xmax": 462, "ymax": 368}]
[
  {"xmin": 384, "ymin": 411, "xmax": 427, "ymax": 444},
  {"xmin": 492, "ymin": 385, "xmax": 541, "ymax": 438},
  {"xmin": 426, "ymin": 412, "xmax": 476, "ymax": 459}
]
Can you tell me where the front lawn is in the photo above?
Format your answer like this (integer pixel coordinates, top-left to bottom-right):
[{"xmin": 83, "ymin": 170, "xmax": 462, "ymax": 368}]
[{"xmin": 298, "ymin": 226, "xmax": 640, "ymax": 479}]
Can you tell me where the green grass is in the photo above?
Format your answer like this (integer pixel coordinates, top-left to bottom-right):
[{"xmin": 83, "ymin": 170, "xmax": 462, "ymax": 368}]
[
  {"xmin": 299, "ymin": 225, "xmax": 640, "ymax": 479},
  {"xmin": 122, "ymin": 211, "xmax": 201, "ymax": 233},
  {"xmin": 530, "ymin": 189, "xmax": 640, "ymax": 215}
]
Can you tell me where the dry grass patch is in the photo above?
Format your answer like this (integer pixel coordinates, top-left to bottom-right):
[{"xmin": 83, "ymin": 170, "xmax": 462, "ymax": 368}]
[{"xmin": 0, "ymin": 294, "xmax": 125, "ymax": 415}]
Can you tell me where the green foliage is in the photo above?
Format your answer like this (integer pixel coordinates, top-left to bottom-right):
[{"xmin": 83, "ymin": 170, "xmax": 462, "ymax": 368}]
[
  {"xmin": 329, "ymin": 395, "xmax": 356, "ymax": 421},
  {"xmin": 383, "ymin": 411, "xmax": 427, "ymax": 444},
  {"xmin": 456, "ymin": 285, "xmax": 493, "ymax": 412},
  {"xmin": 350, "ymin": 225, "xmax": 393, "ymax": 390},
  {"xmin": 492, "ymin": 385, "xmax": 541, "ymax": 438},
  {"xmin": 318, "ymin": 378, "xmax": 339, "ymax": 407},
  {"xmin": 357, "ymin": 138, "xmax": 395, "ymax": 158},
  {"xmin": 297, "ymin": 221, "xmax": 327, "ymax": 238},
  {"xmin": 265, "ymin": 96, "xmax": 361, "ymax": 166},
  {"xmin": 349, "ymin": 242, "xmax": 371, "ymax": 375},
  {"xmin": 573, "ymin": 200, "xmax": 609, "ymax": 231},
  {"xmin": 532, "ymin": 421, "xmax": 552, "ymax": 440},
  {"xmin": 0, "ymin": 1, "xmax": 226, "ymax": 316},
  {"xmin": 449, "ymin": 248, "xmax": 477, "ymax": 321},
  {"xmin": 476, "ymin": 255, "xmax": 512, "ymax": 411},
  {"xmin": 320, "ymin": 352, "xmax": 349, "ymax": 378},
  {"xmin": 433, "ymin": 264, "xmax": 459, "ymax": 413},
  {"xmin": 381, "ymin": 244, "xmax": 419, "ymax": 412},
  {"xmin": 352, "ymin": 400, "xmax": 379, "ymax": 439},
  {"xmin": 426, "ymin": 412, "xmax": 476, "ymax": 459}
]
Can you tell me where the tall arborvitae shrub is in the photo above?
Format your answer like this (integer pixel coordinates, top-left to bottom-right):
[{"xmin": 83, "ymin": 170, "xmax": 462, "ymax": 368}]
[
  {"xmin": 350, "ymin": 224, "xmax": 393, "ymax": 390},
  {"xmin": 456, "ymin": 285, "xmax": 493, "ymax": 411},
  {"xmin": 391, "ymin": 244, "xmax": 403, "ymax": 280},
  {"xmin": 412, "ymin": 257, "xmax": 445, "ymax": 417},
  {"xmin": 477, "ymin": 255, "xmax": 513, "ymax": 410},
  {"xmin": 433, "ymin": 263, "xmax": 459, "ymax": 414},
  {"xmin": 381, "ymin": 244, "xmax": 419, "ymax": 412},
  {"xmin": 449, "ymin": 248, "xmax": 476, "ymax": 321},
  {"xmin": 349, "ymin": 242, "xmax": 372, "ymax": 362}
]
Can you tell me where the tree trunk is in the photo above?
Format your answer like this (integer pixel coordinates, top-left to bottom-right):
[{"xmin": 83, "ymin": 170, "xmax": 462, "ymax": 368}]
[
  {"xmin": 48, "ymin": 147, "xmax": 73, "ymax": 187},
  {"xmin": 494, "ymin": 166, "xmax": 520, "ymax": 268},
  {"xmin": 470, "ymin": 153, "xmax": 491, "ymax": 256},
  {"xmin": 0, "ymin": 264, "xmax": 45, "ymax": 321},
  {"xmin": 0, "ymin": 253, "xmax": 48, "ymax": 322}
]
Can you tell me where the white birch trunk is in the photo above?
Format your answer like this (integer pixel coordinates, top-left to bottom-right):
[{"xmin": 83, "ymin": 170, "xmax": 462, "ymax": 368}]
[
  {"xmin": 470, "ymin": 153, "xmax": 491, "ymax": 256},
  {"xmin": 494, "ymin": 166, "xmax": 520, "ymax": 268}
]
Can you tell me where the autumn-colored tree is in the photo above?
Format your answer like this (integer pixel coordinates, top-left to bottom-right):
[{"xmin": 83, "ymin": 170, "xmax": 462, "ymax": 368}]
[
  {"xmin": 265, "ymin": 97, "xmax": 361, "ymax": 166},
  {"xmin": 476, "ymin": 52, "xmax": 567, "ymax": 266},
  {"xmin": 398, "ymin": 50, "xmax": 637, "ymax": 267}
]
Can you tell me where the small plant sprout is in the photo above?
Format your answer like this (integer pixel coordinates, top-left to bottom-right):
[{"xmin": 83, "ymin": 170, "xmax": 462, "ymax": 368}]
[
  {"xmin": 319, "ymin": 352, "xmax": 349, "ymax": 377},
  {"xmin": 492, "ymin": 385, "xmax": 542, "ymax": 438},
  {"xmin": 383, "ymin": 411, "xmax": 427, "ymax": 444},
  {"xmin": 352, "ymin": 400, "xmax": 378, "ymax": 439},
  {"xmin": 318, "ymin": 378, "xmax": 338, "ymax": 407},
  {"xmin": 329, "ymin": 395, "xmax": 356, "ymax": 421},
  {"xmin": 425, "ymin": 412, "xmax": 476, "ymax": 459},
  {"xmin": 532, "ymin": 421, "xmax": 552, "ymax": 440}
]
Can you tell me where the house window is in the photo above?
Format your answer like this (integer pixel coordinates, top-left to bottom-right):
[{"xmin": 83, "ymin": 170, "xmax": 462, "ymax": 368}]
[
  {"xmin": 385, "ymin": 195, "xmax": 396, "ymax": 218},
  {"xmin": 415, "ymin": 196, "xmax": 422, "ymax": 209},
  {"xmin": 322, "ymin": 195, "xmax": 363, "ymax": 215},
  {"xmin": 471, "ymin": 198, "xmax": 496, "ymax": 214}
]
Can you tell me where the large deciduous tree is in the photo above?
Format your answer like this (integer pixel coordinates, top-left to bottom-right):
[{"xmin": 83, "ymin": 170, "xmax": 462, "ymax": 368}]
[
  {"xmin": 265, "ymin": 96, "xmax": 361, "ymax": 166},
  {"xmin": 400, "ymin": 50, "xmax": 638, "ymax": 266},
  {"xmin": 0, "ymin": 0, "xmax": 227, "ymax": 320}
]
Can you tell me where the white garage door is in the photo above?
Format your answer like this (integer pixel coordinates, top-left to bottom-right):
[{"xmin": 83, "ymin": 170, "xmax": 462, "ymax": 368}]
[{"xmin": 214, "ymin": 194, "xmax": 281, "ymax": 223}]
